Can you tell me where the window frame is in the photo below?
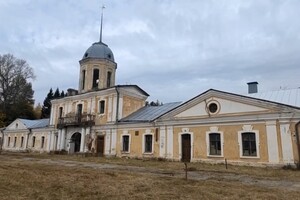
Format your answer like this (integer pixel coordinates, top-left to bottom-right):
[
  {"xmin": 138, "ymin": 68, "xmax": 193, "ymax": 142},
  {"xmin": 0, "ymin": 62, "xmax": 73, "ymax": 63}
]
[
  {"xmin": 238, "ymin": 130, "xmax": 260, "ymax": 158},
  {"xmin": 99, "ymin": 100, "xmax": 105, "ymax": 114},
  {"xmin": 121, "ymin": 134, "xmax": 131, "ymax": 153},
  {"xmin": 7, "ymin": 137, "xmax": 10, "ymax": 147},
  {"xmin": 206, "ymin": 131, "xmax": 224, "ymax": 157},
  {"xmin": 143, "ymin": 133, "xmax": 154, "ymax": 154},
  {"xmin": 20, "ymin": 136, "xmax": 24, "ymax": 148}
]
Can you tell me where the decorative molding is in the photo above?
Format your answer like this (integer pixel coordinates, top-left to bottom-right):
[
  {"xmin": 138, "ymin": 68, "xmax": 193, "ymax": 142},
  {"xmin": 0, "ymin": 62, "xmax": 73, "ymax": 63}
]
[
  {"xmin": 242, "ymin": 125, "xmax": 253, "ymax": 132},
  {"xmin": 209, "ymin": 126, "xmax": 219, "ymax": 132},
  {"xmin": 182, "ymin": 128, "xmax": 189, "ymax": 133}
]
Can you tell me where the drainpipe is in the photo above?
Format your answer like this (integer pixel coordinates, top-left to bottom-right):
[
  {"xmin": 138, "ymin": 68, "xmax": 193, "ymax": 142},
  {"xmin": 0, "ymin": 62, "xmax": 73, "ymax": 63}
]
[
  {"xmin": 295, "ymin": 121, "xmax": 300, "ymax": 169},
  {"xmin": 115, "ymin": 86, "xmax": 120, "ymax": 122}
]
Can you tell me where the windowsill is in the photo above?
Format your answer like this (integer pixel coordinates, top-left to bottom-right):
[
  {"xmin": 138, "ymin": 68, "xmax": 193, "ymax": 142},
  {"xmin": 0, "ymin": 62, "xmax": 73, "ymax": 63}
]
[
  {"xmin": 240, "ymin": 155, "xmax": 260, "ymax": 159},
  {"xmin": 121, "ymin": 151, "xmax": 130, "ymax": 154},
  {"xmin": 207, "ymin": 155, "xmax": 223, "ymax": 158},
  {"xmin": 143, "ymin": 152, "xmax": 153, "ymax": 155}
]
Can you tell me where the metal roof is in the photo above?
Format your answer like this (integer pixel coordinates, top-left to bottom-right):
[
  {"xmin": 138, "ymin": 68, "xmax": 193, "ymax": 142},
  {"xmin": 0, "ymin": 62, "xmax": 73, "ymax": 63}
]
[
  {"xmin": 120, "ymin": 102, "xmax": 182, "ymax": 122},
  {"xmin": 19, "ymin": 118, "xmax": 50, "ymax": 129},
  {"xmin": 82, "ymin": 42, "xmax": 114, "ymax": 62},
  {"xmin": 247, "ymin": 88, "xmax": 300, "ymax": 108}
]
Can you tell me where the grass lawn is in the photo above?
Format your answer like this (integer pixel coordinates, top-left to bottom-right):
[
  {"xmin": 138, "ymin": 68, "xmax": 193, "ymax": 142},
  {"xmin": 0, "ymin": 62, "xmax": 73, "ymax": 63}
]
[{"xmin": 0, "ymin": 152, "xmax": 299, "ymax": 199}]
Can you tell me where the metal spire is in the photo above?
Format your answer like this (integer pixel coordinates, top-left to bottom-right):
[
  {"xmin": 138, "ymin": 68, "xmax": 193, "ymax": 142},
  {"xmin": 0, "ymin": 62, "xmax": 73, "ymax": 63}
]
[{"xmin": 100, "ymin": 5, "xmax": 105, "ymax": 43}]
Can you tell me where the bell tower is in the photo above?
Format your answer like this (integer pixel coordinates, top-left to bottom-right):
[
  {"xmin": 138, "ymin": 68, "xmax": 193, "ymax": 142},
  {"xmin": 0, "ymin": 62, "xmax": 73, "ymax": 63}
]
[{"xmin": 78, "ymin": 5, "xmax": 117, "ymax": 94}]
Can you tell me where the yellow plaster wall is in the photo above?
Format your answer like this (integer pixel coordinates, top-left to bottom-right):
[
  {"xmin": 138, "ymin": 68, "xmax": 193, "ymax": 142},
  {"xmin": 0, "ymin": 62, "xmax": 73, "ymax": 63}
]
[{"xmin": 122, "ymin": 96, "xmax": 144, "ymax": 118}]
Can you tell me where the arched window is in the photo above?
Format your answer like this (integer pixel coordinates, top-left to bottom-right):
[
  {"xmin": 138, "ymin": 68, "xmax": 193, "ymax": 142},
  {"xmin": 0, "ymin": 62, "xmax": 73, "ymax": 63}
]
[
  {"xmin": 82, "ymin": 69, "xmax": 86, "ymax": 90},
  {"xmin": 209, "ymin": 133, "xmax": 221, "ymax": 155},
  {"xmin": 41, "ymin": 136, "xmax": 45, "ymax": 149},
  {"xmin": 92, "ymin": 69, "xmax": 99, "ymax": 88},
  {"xmin": 32, "ymin": 136, "xmax": 36, "ymax": 148},
  {"xmin": 7, "ymin": 137, "xmax": 10, "ymax": 147},
  {"xmin": 20, "ymin": 136, "xmax": 24, "ymax": 148},
  {"xmin": 242, "ymin": 132, "xmax": 257, "ymax": 156}
]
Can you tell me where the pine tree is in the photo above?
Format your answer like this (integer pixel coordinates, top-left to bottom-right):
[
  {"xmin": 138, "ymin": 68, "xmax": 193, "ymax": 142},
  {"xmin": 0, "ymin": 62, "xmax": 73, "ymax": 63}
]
[
  {"xmin": 60, "ymin": 90, "xmax": 65, "ymax": 97},
  {"xmin": 41, "ymin": 88, "xmax": 54, "ymax": 119},
  {"xmin": 53, "ymin": 88, "xmax": 60, "ymax": 99}
]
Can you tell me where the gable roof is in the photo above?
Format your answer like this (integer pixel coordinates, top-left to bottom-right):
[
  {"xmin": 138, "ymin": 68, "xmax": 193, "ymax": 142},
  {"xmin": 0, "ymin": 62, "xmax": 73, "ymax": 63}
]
[
  {"xmin": 248, "ymin": 88, "xmax": 300, "ymax": 108},
  {"xmin": 19, "ymin": 118, "xmax": 50, "ymax": 129},
  {"xmin": 119, "ymin": 102, "xmax": 181, "ymax": 123}
]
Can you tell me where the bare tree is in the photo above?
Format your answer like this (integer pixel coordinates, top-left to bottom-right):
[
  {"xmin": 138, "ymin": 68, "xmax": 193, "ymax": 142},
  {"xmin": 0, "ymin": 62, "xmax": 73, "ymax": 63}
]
[{"xmin": 0, "ymin": 54, "xmax": 36, "ymax": 126}]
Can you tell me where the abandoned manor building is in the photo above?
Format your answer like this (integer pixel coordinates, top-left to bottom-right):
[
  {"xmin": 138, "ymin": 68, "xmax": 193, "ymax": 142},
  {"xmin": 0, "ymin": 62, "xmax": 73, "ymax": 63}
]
[{"xmin": 1, "ymin": 28, "xmax": 300, "ymax": 167}]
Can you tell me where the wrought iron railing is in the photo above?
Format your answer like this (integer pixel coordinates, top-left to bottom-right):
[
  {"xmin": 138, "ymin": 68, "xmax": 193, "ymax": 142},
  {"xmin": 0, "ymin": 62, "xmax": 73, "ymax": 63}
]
[{"xmin": 57, "ymin": 114, "xmax": 95, "ymax": 128}]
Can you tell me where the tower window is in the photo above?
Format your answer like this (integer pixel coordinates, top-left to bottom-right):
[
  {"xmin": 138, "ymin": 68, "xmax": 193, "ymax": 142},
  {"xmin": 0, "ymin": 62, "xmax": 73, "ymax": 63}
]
[
  {"xmin": 82, "ymin": 70, "xmax": 86, "ymax": 90},
  {"xmin": 93, "ymin": 69, "xmax": 99, "ymax": 88},
  {"xmin": 107, "ymin": 71, "xmax": 112, "ymax": 87}
]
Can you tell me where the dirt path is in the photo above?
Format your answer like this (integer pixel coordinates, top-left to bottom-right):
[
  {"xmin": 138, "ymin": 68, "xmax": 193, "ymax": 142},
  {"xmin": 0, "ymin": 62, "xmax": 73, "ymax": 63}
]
[{"xmin": 6, "ymin": 156, "xmax": 300, "ymax": 191}]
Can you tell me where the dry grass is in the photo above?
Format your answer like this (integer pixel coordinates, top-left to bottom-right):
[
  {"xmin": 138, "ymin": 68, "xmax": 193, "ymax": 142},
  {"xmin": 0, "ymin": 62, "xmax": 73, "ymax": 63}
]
[{"xmin": 0, "ymin": 152, "xmax": 300, "ymax": 199}]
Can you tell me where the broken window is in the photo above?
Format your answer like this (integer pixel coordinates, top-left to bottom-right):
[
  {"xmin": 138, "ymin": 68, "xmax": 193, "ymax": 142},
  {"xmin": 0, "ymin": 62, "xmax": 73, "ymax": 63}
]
[
  {"xmin": 122, "ymin": 135, "xmax": 129, "ymax": 152},
  {"xmin": 144, "ymin": 135, "xmax": 153, "ymax": 153},
  {"xmin": 92, "ymin": 69, "xmax": 99, "ymax": 88},
  {"xmin": 242, "ymin": 132, "xmax": 257, "ymax": 156},
  {"xmin": 99, "ymin": 100, "xmax": 105, "ymax": 114},
  {"xmin": 209, "ymin": 133, "xmax": 221, "ymax": 155}
]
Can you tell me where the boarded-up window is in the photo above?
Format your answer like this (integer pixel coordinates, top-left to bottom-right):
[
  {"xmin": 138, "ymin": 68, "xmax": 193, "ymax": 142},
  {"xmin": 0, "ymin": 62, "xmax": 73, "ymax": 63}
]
[
  {"xmin": 122, "ymin": 135, "xmax": 129, "ymax": 152},
  {"xmin": 144, "ymin": 135, "xmax": 153, "ymax": 153},
  {"xmin": 242, "ymin": 132, "xmax": 257, "ymax": 156}
]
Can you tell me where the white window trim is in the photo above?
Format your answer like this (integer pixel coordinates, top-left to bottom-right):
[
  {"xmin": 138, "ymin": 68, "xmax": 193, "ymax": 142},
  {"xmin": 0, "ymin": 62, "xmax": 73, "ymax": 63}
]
[
  {"xmin": 142, "ymin": 132, "xmax": 154, "ymax": 154},
  {"xmin": 238, "ymin": 130, "xmax": 260, "ymax": 159},
  {"xmin": 178, "ymin": 128, "xmax": 194, "ymax": 161},
  {"xmin": 98, "ymin": 100, "xmax": 106, "ymax": 115},
  {"xmin": 206, "ymin": 131, "xmax": 224, "ymax": 157},
  {"xmin": 120, "ymin": 133, "xmax": 131, "ymax": 153}
]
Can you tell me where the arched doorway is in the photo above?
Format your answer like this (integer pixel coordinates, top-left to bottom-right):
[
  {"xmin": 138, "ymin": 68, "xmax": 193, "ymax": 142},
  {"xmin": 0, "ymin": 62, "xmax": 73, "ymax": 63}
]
[{"xmin": 70, "ymin": 132, "xmax": 81, "ymax": 153}]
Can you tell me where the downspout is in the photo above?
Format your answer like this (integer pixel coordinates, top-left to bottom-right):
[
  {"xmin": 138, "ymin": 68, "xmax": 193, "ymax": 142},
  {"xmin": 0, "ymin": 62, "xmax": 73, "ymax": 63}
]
[
  {"xmin": 115, "ymin": 86, "xmax": 120, "ymax": 122},
  {"xmin": 295, "ymin": 121, "xmax": 300, "ymax": 169}
]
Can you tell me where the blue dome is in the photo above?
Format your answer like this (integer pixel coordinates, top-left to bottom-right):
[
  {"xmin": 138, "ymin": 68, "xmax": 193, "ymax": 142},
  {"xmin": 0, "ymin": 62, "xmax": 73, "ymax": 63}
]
[{"xmin": 82, "ymin": 42, "xmax": 114, "ymax": 62}]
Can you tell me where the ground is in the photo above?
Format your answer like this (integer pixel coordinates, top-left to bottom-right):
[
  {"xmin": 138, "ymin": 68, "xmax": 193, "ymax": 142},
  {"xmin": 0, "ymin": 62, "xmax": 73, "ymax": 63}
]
[{"xmin": 0, "ymin": 152, "xmax": 300, "ymax": 200}]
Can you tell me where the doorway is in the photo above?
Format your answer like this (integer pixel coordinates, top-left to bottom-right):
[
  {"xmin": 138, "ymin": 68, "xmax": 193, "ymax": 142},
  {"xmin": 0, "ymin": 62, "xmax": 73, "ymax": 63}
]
[
  {"xmin": 96, "ymin": 135, "xmax": 105, "ymax": 156},
  {"xmin": 71, "ymin": 132, "xmax": 81, "ymax": 153},
  {"xmin": 181, "ymin": 134, "xmax": 191, "ymax": 162}
]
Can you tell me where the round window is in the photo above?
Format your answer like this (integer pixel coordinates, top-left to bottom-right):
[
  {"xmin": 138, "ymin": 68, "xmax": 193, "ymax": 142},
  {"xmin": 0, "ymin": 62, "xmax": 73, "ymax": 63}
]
[{"xmin": 208, "ymin": 103, "xmax": 218, "ymax": 113}]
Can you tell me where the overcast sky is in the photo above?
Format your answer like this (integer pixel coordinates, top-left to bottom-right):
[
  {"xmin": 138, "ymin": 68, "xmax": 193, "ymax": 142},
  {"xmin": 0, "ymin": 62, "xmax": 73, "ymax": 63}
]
[{"xmin": 0, "ymin": 0, "xmax": 299, "ymax": 105}]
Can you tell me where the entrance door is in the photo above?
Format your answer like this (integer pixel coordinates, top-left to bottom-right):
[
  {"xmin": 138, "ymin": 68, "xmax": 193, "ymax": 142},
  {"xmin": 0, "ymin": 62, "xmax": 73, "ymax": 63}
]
[
  {"xmin": 71, "ymin": 132, "xmax": 81, "ymax": 153},
  {"xmin": 181, "ymin": 134, "xmax": 191, "ymax": 162},
  {"xmin": 96, "ymin": 136, "xmax": 105, "ymax": 156}
]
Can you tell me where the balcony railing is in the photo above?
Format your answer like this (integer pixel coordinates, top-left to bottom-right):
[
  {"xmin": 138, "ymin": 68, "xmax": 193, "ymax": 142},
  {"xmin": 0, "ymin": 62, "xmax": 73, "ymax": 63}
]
[{"xmin": 57, "ymin": 114, "xmax": 95, "ymax": 128}]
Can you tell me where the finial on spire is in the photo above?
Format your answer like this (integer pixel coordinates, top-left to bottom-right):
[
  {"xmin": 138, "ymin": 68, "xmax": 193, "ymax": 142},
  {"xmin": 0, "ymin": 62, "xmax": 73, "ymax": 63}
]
[{"xmin": 100, "ymin": 5, "xmax": 105, "ymax": 43}]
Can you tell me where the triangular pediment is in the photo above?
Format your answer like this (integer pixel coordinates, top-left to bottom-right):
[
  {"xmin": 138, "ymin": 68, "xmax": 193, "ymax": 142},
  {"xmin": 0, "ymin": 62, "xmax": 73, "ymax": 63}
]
[
  {"xmin": 159, "ymin": 89, "xmax": 300, "ymax": 120},
  {"xmin": 6, "ymin": 119, "xmax": 28, "ymax": 131}
]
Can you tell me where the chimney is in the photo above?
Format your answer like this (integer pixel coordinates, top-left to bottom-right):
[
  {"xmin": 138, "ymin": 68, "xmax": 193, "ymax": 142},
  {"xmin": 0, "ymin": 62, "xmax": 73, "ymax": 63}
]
[
  {"xmin": 247, "ymin": 82, "xmax": 258, "ymax": 94},
  {"xmin": 67, "ymin": 88, "xmax": 78, "ymax": 96}
]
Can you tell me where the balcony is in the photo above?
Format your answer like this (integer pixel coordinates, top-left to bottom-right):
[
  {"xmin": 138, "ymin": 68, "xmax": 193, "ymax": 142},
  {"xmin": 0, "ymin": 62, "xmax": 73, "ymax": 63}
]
[{"xmin": 57, "ymin": 114, "xmax": 95, "ymax": 129}]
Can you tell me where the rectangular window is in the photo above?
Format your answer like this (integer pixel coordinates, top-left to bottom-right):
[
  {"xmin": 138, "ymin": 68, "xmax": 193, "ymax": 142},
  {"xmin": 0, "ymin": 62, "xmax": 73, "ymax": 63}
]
[
  {"xmin": 209, "ymin": 133, "xmax": 221, "ymax": 155},
  {"xmin": 59, "ymin": 107, "xmax": 63, "ymax": 118},
  {"xmin": 41, "ymin": 136, "xmax": 45, "ymax": 149},
  {"xmin": 122, "ymin": 135, "xmax": 129, "ymax": 152},
  {"xmin": 99, "ymin": 100, "xmax": 105, "ymax": 114},
  {"xmin": 32, "ymin": 136, "xmax": 36, "ymax": 148},
  {"xmin": 242, "ymin": 132, "xmax": 257, "ymax": 156},
  {"xmin": 82, "ymin": 69, "xmax": 86, "ymax": 90},
  {"xmin": 13, "ymin": 137, "xmax": 17, "ymax": 147},
  {"xmin": 7, "ymin": 137, "xmax": 10, "ymax": 147},
  {"xmin": 144, "ymin": 135, "xmax": 153, "ymax": 153},
  {"xmin": 93, "ymin": 69, "xmax": 99, "ymax": 88},
  {"xmin": 107, "ymin": 71, "xmax": 112, "ymax": 87},
  {"xmin": 20, "ymin": 137, "xmax": 24, "ymax": 148},
  {"xmin": 77, "ymin": 104, "xmax": 83, "ymax": 116}
]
